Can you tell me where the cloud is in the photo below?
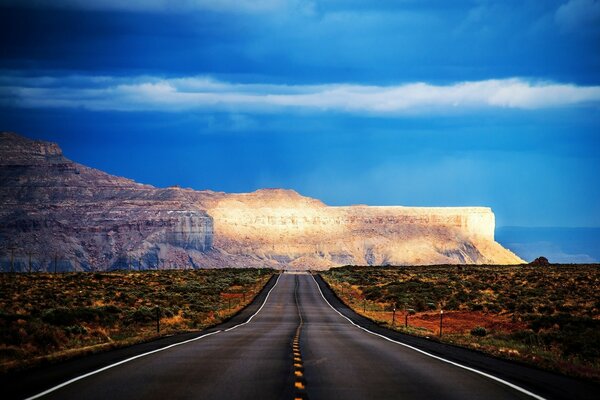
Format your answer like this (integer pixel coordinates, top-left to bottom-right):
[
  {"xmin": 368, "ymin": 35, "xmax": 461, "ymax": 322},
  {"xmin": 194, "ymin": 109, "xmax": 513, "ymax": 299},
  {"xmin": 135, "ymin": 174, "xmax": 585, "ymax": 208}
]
[
  {"xmin": 555, "ymin": 0, "xmax": 600, "ymax": 32},
  {"xmin": 1, "ymin": 75, "xmax": 600, "ymax": 114},
  {"xmin": 0, "ymin": 0, "xmax": 315, "ymax": 14}
]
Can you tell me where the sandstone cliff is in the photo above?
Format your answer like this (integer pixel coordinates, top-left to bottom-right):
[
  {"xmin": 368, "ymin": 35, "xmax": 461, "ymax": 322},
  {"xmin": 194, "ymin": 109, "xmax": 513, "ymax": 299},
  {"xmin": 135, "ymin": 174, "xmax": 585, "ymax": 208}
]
[{"xmin": 0, "ymin": 132, "xmax": 523, "ymax": 271}]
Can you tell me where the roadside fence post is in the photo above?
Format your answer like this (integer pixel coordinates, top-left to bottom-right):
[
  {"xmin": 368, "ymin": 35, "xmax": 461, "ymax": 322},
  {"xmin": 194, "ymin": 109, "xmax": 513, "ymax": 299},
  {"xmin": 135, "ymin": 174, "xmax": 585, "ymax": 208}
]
[{"xmin": 156, "ymin": 306, "xmax": 160, "ymax": 334}]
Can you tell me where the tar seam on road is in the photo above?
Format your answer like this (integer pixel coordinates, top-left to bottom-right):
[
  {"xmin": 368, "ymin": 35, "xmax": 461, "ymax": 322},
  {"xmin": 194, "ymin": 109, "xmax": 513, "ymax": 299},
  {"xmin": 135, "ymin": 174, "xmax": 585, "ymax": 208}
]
[
  {"xmin": 310, "ymin": 274, "xmax": 547, "ymax": 400},
  {"xmin": 25, "ymin": 273, "xmax": 283, "ymax": 400},
  {"xmin": 292, "ymin": 275, "xmax": 308, "ymax": 400}
]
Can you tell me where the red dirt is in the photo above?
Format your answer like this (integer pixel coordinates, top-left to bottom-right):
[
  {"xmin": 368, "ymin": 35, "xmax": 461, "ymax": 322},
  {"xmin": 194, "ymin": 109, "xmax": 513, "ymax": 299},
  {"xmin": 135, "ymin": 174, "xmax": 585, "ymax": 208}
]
[
  {"xmin": 368, "ymin": 310, "xmax": 528, "ymax": 335},
  {"xmin": 220, "ymin": 293, "xmax": 245, "ymax": 299}
]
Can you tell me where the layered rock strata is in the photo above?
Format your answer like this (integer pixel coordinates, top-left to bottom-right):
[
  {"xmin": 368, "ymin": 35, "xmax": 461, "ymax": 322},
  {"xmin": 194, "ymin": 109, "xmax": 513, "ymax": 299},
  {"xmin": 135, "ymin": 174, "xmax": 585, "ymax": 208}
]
[{"xmin": 0, "ymin": 132, "xmax": 523, "ymax": 271}]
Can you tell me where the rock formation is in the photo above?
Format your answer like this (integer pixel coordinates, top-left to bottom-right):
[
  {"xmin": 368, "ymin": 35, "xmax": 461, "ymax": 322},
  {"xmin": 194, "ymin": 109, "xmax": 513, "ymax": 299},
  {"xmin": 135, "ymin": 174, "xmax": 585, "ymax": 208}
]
[{"xmin": 0, "ymin": 132, "xmax": 523, "ymax": 271}]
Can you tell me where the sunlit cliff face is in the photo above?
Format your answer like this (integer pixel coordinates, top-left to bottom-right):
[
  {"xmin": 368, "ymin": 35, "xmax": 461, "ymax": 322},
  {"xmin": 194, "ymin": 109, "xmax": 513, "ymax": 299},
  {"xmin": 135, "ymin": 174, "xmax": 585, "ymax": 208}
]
[
  {"xmin": 211, "ymin": 194, "xmax": 344, "ymax": 238},
  {"xmin": 206, "ymin": 189, "xmax": 520, "ymax": 269},
  {"xmin": 209, "ymin": 189, "xmax": 495, "ymax": 242}
]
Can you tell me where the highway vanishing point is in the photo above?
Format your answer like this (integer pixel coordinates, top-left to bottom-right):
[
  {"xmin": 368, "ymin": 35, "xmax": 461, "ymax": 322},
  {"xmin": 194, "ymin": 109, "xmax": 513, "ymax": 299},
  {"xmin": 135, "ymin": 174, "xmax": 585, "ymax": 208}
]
[{"xmin": 4, "ymin": 273, "xmax": 598, "ymax": 400}]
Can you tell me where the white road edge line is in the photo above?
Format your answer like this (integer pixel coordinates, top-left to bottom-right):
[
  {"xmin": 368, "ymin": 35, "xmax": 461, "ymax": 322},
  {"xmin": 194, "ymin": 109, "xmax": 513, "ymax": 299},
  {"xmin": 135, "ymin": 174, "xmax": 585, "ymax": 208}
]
[
  {"xmin": 224, "ymin": 273, "xmax": 281, "ymax": 331},
  {"xmin": 310, "ymin": 274, "xmax": 546, "ymax": 400},
  {"xmin": 25, "ymin": 273, "xmax": 282, "ymax": 400}
]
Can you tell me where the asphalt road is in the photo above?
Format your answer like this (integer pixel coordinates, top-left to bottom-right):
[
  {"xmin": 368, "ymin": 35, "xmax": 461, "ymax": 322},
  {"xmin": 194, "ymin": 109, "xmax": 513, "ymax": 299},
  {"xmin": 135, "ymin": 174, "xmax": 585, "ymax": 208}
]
[{"xmin": 5, "ymin": 273, "xmax": 598, "ymax": 400}]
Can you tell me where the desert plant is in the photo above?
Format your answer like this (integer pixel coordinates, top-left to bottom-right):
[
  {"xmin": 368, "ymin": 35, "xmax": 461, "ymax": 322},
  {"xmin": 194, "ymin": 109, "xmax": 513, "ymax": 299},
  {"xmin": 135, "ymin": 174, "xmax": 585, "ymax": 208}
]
[{"xmin": 471, "ymin": 326, "xmax": 487, "ymax": 337}]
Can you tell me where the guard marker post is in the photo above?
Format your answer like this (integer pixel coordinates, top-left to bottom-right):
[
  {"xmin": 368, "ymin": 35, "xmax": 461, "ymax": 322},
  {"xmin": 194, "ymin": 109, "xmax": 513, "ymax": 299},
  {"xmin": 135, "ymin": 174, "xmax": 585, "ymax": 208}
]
[{"xmin": 156, "ymin": 307, "xmax": 160, "ymax": 334}]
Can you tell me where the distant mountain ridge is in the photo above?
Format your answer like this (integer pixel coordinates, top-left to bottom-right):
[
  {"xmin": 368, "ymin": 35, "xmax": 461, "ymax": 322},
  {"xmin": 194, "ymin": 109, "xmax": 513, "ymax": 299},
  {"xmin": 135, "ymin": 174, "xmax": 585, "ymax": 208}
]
[{"xmin": 0, "ymin": 132, "xmax": 523, "ymax": 271}]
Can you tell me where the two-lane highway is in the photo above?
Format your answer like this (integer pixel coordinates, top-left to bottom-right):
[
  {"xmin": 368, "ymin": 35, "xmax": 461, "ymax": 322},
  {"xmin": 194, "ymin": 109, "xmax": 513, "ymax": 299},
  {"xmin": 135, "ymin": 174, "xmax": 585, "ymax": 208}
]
[{"xmin": 9, "ymin": 273, "xmax": 599, "ymax": 400}]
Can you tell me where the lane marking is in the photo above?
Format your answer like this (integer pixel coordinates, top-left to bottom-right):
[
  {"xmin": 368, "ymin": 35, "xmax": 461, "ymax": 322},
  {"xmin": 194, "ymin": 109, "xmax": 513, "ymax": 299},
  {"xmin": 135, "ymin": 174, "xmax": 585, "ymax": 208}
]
[
  {"xmin": 310, "ymin": 274, "xmax": 546, "ymax": 400},
  {"xmin": 26, "ymin": 274, "xmax": 283, "ymax": 400},
  {"xmin": 25, "ymin": 331, "xmax": 222, "ymax": 400},
  {"xmin": 225, "ymin": 273, "xmax": 282, "ymax": 332}
]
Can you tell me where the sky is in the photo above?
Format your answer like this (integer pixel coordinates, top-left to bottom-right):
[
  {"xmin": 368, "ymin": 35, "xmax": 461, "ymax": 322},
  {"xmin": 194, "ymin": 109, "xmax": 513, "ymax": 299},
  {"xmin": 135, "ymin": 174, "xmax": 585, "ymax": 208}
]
[{"xmin": 1, "ymin": 0, "xmax": 599, "ymax": 245}]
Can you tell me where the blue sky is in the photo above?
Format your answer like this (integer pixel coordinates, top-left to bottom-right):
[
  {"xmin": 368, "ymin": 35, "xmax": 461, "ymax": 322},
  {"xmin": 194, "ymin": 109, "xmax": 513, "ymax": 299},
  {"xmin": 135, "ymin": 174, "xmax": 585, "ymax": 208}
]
[{"xmin": 1, "ymin": 0, "xmax": 599, "ymax": 237}]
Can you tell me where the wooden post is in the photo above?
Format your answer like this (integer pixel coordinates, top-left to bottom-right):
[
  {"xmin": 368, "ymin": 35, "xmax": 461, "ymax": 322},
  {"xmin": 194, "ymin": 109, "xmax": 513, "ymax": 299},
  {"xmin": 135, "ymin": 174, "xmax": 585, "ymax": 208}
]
[
  {"xmin": 156, "ymin": 307, "xmax": 160, "ymax": 334},
  {"xmin": 439, "ymin": 309, "xmax": 444, "ymax": 337},
  {"xmin": 392, "ymin": 308, "xmax": 396, "ymax": 327},
  {"xmin": 363, "ymin": 298, "xmax": 366, "ymax": 313}
]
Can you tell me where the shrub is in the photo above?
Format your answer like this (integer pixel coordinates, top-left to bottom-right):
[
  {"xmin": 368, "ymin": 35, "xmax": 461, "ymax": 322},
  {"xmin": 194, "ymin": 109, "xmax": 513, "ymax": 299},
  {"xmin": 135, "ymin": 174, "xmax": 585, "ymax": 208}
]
[
  {"xmin": 445, "ymin": 297, "xmax": 460, "ymax": 310},
  {"xmin": 363, "ymin": 286, "xmax": 383, "ymax": 300},
  {"xmin": 471, "ymin": 326, "xmax": 487, "ymax": 337},
  {"xmin": 125, "ymin": 306, "xmax": 156, "ymax": 324},
  {"xmin": 64, "ymin": 325, "xmax": 88, "ymax": 335},
  {"xmin": 42, "ymin": 307, "xmax": 96, "ymax": 326}
]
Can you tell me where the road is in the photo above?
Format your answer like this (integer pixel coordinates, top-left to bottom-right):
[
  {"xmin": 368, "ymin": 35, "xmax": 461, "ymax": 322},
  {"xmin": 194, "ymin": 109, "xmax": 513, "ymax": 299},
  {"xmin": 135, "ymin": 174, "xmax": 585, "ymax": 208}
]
[{"xmin": 5, "ymin": 273, "xmax": 598, "ymax": 400}]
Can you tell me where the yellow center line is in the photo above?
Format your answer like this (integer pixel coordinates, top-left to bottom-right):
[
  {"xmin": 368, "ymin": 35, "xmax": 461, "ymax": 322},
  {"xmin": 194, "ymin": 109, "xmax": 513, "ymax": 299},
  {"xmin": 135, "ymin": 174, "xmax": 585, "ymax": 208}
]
[{"xmin": 293, "ymin": 275, "xmax": 307, "ymax": 396}]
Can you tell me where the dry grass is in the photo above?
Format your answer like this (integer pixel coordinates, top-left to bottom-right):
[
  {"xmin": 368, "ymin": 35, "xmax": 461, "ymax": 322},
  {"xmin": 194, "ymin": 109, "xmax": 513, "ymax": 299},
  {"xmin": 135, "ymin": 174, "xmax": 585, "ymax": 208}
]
[
  {"xmin": 0, "ymin": 269, "xmax": 272, "ymax": 372},
  {"xmin": 322, "ymin": 264, "xmax": 600, "ymax": 382}
]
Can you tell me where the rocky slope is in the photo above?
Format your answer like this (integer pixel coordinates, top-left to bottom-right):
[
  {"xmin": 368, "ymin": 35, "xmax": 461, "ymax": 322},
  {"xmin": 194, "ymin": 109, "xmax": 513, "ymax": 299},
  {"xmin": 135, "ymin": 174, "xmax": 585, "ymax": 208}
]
[{"xmin": 0, "ymin": 132, "xmax": 523, "ymax": 271}]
